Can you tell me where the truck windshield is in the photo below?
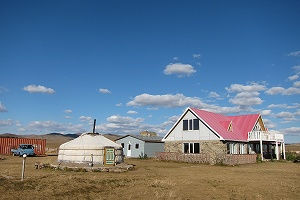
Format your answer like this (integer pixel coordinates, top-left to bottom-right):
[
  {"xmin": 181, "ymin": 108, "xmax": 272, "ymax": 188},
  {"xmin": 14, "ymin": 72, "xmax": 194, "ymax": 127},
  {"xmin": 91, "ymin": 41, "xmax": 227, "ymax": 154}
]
[{"xmin": 20, "ymin": 145, "xmax": 34, "ymax": 149}]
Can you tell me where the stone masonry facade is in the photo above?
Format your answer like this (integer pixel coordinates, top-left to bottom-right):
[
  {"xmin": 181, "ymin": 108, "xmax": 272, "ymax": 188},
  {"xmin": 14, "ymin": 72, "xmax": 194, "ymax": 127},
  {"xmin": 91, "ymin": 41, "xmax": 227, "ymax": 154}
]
[
  {"xmin": 164, "ymin": 140, "xmax": 227, "ymax": 164},
  {"xmin": 164, "ymin": 140, "xmax": 227, "ymax": 155},
  {"xmin": 163, "ymin": 140, "xmax": 256, "ymax": 165}
]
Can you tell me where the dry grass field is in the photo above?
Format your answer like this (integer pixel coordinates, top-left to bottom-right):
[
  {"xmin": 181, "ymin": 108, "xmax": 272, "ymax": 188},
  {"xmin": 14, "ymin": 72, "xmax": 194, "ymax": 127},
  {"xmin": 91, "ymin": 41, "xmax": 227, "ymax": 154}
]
[
  {"xmin": 286, "ymin": 143, "xmax": 300, "ymax": 152},
  {"xmin": 0, "ymin": 156, "xmax": 299, "ymax": 200}
]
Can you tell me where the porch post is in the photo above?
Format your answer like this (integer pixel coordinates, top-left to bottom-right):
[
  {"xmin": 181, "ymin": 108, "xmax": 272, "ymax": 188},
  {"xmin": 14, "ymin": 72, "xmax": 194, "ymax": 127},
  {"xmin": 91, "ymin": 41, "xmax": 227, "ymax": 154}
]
[
  {"xmin": 283, "ymin": 142, "xmax": 286, "ymax": 160},
  {"xmin": 275, "ymin": 140, "xmax": 279, "ymax": 160},
  {"xmin": 260, "ymin": 139, "xmax": 263, "ymax": 161},
  {"xmin": 280, "ymin": 142, "xmax": 283, "ymax": 158}
]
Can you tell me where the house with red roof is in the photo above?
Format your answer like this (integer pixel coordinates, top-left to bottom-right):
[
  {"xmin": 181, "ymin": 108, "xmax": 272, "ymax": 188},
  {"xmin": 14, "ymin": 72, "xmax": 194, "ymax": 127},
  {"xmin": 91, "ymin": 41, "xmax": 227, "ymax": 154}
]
[{"xmin": 162, "ymin": 107, "xmax": 286, "ymax": 162}]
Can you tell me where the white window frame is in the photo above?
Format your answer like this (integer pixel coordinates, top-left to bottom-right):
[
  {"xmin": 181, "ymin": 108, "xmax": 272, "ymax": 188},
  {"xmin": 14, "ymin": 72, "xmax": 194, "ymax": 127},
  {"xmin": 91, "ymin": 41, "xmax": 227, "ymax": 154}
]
[
  {"xmin": 183, "ymin": 118, "xmax": 200, "ymax": 131},
  {"xmin": 183, "ymin": 142, "xmax": 201, "ymax": 154}
]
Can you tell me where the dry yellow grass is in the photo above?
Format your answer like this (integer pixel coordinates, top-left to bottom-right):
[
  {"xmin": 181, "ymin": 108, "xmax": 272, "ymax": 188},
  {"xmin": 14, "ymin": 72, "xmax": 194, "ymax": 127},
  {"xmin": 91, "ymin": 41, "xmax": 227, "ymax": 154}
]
[
  {"xmin": 0, "ymin": 156, "xmax": 299, "ymax": 200},
  {"xmin": 286, "ymin": 144, "xmax": 300, "ymax": 152}
]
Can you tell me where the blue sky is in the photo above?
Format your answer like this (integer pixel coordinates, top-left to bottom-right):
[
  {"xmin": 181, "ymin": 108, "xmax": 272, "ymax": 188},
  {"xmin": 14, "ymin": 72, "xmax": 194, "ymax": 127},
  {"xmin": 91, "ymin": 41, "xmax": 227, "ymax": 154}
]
[{"xmin": 0, "ymin": 0, "xmax": 300, "ymax": 143}]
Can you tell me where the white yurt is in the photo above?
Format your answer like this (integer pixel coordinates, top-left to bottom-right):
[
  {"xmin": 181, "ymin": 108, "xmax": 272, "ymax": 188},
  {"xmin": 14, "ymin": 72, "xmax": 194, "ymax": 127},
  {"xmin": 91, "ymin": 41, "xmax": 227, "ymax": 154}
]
[{"xmin": 58, "ymin": 132, "xmax": 123, "ymax": 165}]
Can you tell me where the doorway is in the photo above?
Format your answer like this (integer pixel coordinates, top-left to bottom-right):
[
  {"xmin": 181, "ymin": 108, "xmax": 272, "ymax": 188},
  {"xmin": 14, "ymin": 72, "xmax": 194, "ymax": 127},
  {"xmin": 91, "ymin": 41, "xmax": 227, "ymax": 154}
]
[
  {"xmin": 104, "ymin": 148, "xmax": 115, "ymax": 165},
  {"xmin": 127, "ymin": 142, "xmax": 131, "ymax": 157}
]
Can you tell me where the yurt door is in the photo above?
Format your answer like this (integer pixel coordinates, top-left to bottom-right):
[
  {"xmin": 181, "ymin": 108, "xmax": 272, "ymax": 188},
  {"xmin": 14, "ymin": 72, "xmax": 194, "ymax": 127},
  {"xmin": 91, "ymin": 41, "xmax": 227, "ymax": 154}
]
[
  {"xmin": 127, "ymin": 142, "xmax": 131, "ymax": 157},
  {"xmin": 104, "ymin": 148, "xmax": 115, "ymax": 165}
]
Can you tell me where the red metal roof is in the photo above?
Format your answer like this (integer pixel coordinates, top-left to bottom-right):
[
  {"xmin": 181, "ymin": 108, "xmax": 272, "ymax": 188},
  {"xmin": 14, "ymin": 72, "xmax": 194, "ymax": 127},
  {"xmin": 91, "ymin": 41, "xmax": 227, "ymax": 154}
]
[{"xmin": 190, "ymin": 108, "xmax": 260, "ymax": 141}]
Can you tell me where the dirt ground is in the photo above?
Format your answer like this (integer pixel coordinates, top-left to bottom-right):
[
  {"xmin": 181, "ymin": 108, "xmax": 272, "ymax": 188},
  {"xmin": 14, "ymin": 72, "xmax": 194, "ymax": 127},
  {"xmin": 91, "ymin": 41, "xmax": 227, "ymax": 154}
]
[{"xmin": 0, "ymin": 156, "xmax": 299, "ymax": 200}]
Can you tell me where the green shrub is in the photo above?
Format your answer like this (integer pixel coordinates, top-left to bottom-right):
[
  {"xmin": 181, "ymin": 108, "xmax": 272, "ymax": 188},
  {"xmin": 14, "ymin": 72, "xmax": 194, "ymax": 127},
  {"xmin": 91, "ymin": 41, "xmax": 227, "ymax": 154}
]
[
  {"xmin": 139, "ymin": 153, "xmax": 148, "ymax": 159},
  {"xmin": 256, "ymin": 154, "xmax": 262, "ymax": 163},
  {"xmin": 286, "ymin": 152, "xmax": 300, "ymax": 162}
]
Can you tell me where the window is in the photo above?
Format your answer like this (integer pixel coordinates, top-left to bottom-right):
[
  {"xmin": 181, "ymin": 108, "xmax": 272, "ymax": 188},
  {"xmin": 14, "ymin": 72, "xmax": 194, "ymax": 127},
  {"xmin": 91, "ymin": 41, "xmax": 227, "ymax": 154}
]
[
  {"xmin": 135, "ymin": 144, "xmax": 139, "ymax": 149},
  {"xmin": 194, "ymin": 143, "xmax": 200, "ymax": 153},
  {"xmin": 121, "ymin": 143, "xmax": 124, "ymax": 148},
  {"xmin": 228, "ymin": 143, "xmax": 238, "ymax": 154},
  {"xmin": 128, "ymin": 144, "xmax": 131, "ymax": 150},
  {"xmin": 227, "ymin": 143, "xmax": 230, "ymax": 154},
  {"xmin": 239, "ymin": 144, "xmax": 244, "ymax": 154},
  {"xmin": 183, "ymin": 143, "xmax": 200, "ymax": 154},
  {"xmin": 193, "ymin": 119, "xmax": 199, "ymax": 130},
  {"xmin": 183, "ymin": 118, "xmax": 200, "ymax": 131},
  {"xmin": 183, "ymin": 120, "xmax": 188, "ymax": 130},
  {"xmin": 189, "ymin": 143, "xmax": 194, "ymax": 153},
  {"xmin": 184, "ymin": 143, "xmax": 189, "ymax": 153}
]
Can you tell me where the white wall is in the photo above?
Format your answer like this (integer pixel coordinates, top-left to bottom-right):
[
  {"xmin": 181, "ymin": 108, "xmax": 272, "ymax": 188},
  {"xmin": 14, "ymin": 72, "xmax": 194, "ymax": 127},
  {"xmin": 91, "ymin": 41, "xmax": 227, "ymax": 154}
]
[{"xmin": 164, "ymin": 110, "xmax": 219, "ymax": 141}]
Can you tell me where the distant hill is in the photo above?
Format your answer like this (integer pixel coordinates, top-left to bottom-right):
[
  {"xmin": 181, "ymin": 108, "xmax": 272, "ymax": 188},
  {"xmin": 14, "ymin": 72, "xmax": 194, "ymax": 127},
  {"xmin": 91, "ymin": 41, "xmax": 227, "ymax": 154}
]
[{"xmin": 0, "ymin": 132, "xmax": 122, "ymax": 149}]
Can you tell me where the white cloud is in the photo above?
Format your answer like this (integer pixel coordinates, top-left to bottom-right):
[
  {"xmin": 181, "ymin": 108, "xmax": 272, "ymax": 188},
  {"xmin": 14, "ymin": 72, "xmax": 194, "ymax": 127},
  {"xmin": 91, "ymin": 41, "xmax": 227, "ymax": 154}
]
[
  {"xmin": 226, "ymin": 83, "xmax": 266, "ymax": 93},
  {"xmin": 163, "ymin": 63, "xmax": 196, "ymax": 77},
  {"xmin": 127, "ymin": 93, "xmax": 241, "ymax": 114},
  {"xmin": 115, "ymin": 103, "xmax": 122, "ymax": 107},
  {"xmin": 293, "ymin": 81, "xmax": 300, "ymax": 87},
  {"xmin": 96, "ymin": 115, "xmax": 178, "ymax": 135},
  {"xmin": 15, "ymin": 121, "xmax": 22, "ymax": 127},
  {"xmin": 260, "ymin": 110, "xmax": 272, "ymax": 116},
  {"xmin": 64, "ymin": 116, "xmax": 72, "ymax": 119},
  {"xmin": 0, "ymin": 102, "xmax": 7, "ymax": 112},
  {"xmin": 209, "ymin": 91, "xmax": 221, "ymax": 99},
  {"xmin": 266, "ymin": 86, "xmax": 300, "ymax": 95},
  {"xmin": 288, "ymin": 51, "xmax": 300, "ymax": 57},
  {"xmin": 226, "ymin": 83, "xmax": 266, "ymax": 107},
  {"xmin": 229, "ymin": 91, "xmax": 263, "ymax": 106},
  {"xmin": 288, "ymin": 74, "xmax": 299, "ymax": 81},
  {"xmin": 0, "ymin": 86, "xmax": 8, "ymax": 94},
  {"xmin": 23, "ymin": 84, "xmax": 55, "ymax": 94},
  {"xmin": 79, "ymin": 116, "xmax": 93, "ymax": 122},
  {"xmin": 22, "ymin": 120, "xmax": 86, "ymax": 134},
  {"xmin": 193, "ymin": 54, "xmax": 201, "ymax": 58},
  {"xmin": 127, "ymin": 110, "xmax": 138, "ymax": 114},
  {"xmin": 280, "ymin": 127, "xmax": 300, "ymax": 136},
  {"xmin": 0, "ymin": 119, "xmax": 13, "ymax": 126},
  {"xmin": 268, "ymin": 103, "xmax": 300, "ymax": 109},
  {"xmin": 275, "ymin": 110, "xmax": 300, "ymax": 122},
  {"xmin": 275, "ymin": 111, "xmax": 294, "ymax": 119},
  {"xmin": 263, "ymin": 119, "xmax": 276, "ymax": 129},
  {"xmin": 127, "ymin": 93, "xmax": 202, "ymax": 108},
  {"xmin": 173, "ymin": 57, "xmax": 179, "ymax": 61},
  {"xmin": 99, "ymin": 88, "xmax": 111, "ymax": 94},
  {"xmin": 292, "ymin": 65, "xmax": 300, "ymax": 71},
  {"xmin": 64, "ymin": 109, "xmax": 72, "ymax": 114}
]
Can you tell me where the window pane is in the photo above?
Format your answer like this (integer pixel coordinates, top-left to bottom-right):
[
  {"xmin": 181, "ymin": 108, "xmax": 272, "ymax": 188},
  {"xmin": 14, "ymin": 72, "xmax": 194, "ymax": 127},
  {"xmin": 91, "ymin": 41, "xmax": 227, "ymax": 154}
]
[
  {"xmin": 193, "ymin": 119, "xmax": 199, "ymax": 130},
  {"xmin": 189, "ymin": 119, "xmax": 193, "ymax": 130},
  {"xmin": 190, "ymin": 143, "xmax": 193, "ymax": 153},
  {"xmin": 184, "ymin": 143, "xmax": 189, "ymax": 153},
  {"xmin": 194, "ymin": 143, "xmax": 200, "ymax": 153},
  {"xmin": 227, "ymin": 143, "xmax": 230, "ymax": 154},
  {"xmin": 183, "ymin": 120, "xmax": 188, "ymax": 130},
  {"xmin": 135, "ymin": 144, "xmax": 139, "ymax": 149},
  {"xmin": 128, "ymin": 144, "xmax": 131, "ymax": 150},
  {"xmin": 121, "ymin": 143, "xmax": 124, "ymax": 148}
]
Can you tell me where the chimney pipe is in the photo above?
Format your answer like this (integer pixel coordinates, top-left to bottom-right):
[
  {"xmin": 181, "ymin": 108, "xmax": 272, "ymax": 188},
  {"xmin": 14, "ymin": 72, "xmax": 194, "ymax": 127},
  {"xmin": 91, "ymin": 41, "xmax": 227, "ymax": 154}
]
[{"xmin": 93, "ymin": 119, "xmax": 96, "ymax": 133}]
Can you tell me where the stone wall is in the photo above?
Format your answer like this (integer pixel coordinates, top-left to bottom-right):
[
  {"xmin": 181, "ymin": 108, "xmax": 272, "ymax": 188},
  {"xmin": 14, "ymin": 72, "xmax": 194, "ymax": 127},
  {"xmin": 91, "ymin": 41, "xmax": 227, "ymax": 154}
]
[
  {"xmin": 156, "ymin": 152, "xmax": 257, "ymax": 165},
  {"xmin": 222, "ymin": 154, "xmax": 257, "ymax": 165},
  {"xmin": 162, "ymin": 141, "xmax": 256, "ymax": 165},
  {"xmin": 164, "ymin": 140, "xmax": 227, "ymax": 154}
]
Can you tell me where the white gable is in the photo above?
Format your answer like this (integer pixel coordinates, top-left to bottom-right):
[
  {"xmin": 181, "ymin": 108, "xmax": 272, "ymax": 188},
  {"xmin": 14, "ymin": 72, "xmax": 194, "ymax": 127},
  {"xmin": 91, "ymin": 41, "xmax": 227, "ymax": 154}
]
[{"xmin": 163, "ymin": 109, "xmax": 219, "ymax": 141}]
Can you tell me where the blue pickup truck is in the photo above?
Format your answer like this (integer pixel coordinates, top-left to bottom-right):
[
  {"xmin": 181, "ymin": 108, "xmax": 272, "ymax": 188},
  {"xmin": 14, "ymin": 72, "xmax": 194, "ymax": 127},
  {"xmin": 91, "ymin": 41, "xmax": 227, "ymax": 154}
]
[{"xmin": 11, "ymin": 144, "xmax": 35, "ymax": 156}]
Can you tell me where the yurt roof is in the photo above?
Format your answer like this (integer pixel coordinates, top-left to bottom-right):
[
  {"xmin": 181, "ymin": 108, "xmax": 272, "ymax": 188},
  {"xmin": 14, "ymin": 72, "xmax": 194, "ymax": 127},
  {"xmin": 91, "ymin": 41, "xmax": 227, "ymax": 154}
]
[{"xmin": 59, "ymin": 133, "xmax": 122, "ymax": 150}]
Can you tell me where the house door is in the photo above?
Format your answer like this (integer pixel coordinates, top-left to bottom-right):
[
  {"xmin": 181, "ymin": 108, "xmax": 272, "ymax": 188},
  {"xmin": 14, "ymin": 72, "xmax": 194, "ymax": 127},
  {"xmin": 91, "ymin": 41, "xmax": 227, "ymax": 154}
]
[
  {"xmin": 127, "ymin": 142, "xmax": 131, "ymax": 157},
  {"xmin": 104, "ymin": 148, "xmax": 115, "ymax": 165}
]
